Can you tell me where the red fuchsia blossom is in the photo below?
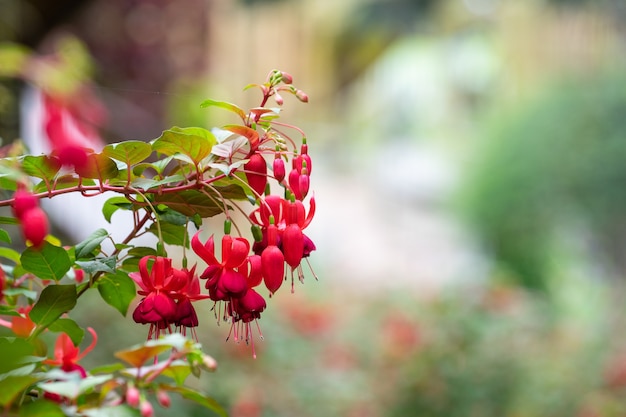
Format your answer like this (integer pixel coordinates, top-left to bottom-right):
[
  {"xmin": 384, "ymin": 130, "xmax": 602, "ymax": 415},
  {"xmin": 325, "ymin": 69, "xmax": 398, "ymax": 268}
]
[
  {"xmin": 130, "ymin": 256, "xmax": 206, "ymax": 340},
  {"xmin": 0, "ymin": 305, "xmax": 36, "ymax": 337},
  {"xmin": 191, "ymin": 232, "xmax": 250, "ymax": 300},
  {"xmin": 42, "ymin": 94, "xmax": 103, "ymax": 170},
  {"xmin": 44, "ymin": 327, "xmax": 98, "ymax": 378},
  {"xmin": 261, "ymin": 223, "xmax": 284, "ymax": 295}
]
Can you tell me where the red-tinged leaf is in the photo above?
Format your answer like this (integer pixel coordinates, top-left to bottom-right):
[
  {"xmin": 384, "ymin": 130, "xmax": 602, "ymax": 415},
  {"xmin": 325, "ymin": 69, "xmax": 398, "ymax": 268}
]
[
  {"xmin": 200, "ymin": 99, "xmax": 246, "ymax": 120},
  {"xmin": 74, "ymin": 154, "xmax": 119, "ymax": 180},
  {"xmin": 103, "ymin": 140, "xmax": 153, "ymax": 167},
  {"xmin": 152, "ymin": 127, "xmax": 216, "ymax": 165},
  {"xmin": 222, "ymin": 125, "xmax": 260, "ymax": 151},
  {"xmin": 115, "ymin": 334, "xmax": 191, "ymax": 368}
]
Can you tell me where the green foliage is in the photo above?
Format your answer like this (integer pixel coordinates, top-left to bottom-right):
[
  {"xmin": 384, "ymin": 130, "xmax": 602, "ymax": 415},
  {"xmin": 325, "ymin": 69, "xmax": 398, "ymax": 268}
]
[{"xmin": 459, "ymin": 71, "xmax": 626, "ymax": 290}]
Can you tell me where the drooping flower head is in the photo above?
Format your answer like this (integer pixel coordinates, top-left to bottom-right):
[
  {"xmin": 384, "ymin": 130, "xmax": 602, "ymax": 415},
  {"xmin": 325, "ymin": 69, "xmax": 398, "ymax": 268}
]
[{"xmin": 44, "ymin": 327, "xmax": 98, "ymax": 378}]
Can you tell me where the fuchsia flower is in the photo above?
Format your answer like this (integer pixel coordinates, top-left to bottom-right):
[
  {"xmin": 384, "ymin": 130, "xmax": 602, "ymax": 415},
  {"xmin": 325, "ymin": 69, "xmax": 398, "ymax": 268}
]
[
  {"xmin": 192, "ymin": 232, "xmax": 268, "ymax": 356},
  {"xmin": 44, "ymin": 327, "xmax": 98, "ymax": 378},
  {"xmin": 130, "ymin": 256, "xmax": 207, "ymax": 339}
]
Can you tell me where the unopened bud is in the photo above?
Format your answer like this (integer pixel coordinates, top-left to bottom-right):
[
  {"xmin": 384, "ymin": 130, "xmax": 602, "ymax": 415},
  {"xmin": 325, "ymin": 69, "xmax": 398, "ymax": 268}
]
[
  {"xmin": 274, "ymin": 92, "xmax": 284, "ymax": 106},
  {"xmin": 280, "ymin": 71, "xmax": 293, "ymax": 84},
  {"xmin": 273, "ymin": 156, "xmax": 285, "ymax": 182},
  {"xmin": 12, "ymin": 189, "xmax": 38, "ymax": 220},
  {"xmin": 295, "ymin": 89, "xmax": 309, "ymax": 103},
  {"xmin": 126, "ymin": 386, "xmax": 140, "ymax": 408},
  {"xmin": 156, "ymin": 389, "xmax": 171, "ymax": 408},
  {"xmin": 251, "ymin": 224, "xmax": 263, "ymax": 243},
  {"xmin": 224, "ymin": 219, "xmax": 232, "ymax": 235},
  {"xmin": 140, "ymin": 400, "xmax": 154, "ymax": 417},
  {"xmin": 202, "ymin": 354, "xmax": 218, "ymax": 371},
  {"xmin": 21, "ymin": 207, "xmax": 48, "ymax": 248}
]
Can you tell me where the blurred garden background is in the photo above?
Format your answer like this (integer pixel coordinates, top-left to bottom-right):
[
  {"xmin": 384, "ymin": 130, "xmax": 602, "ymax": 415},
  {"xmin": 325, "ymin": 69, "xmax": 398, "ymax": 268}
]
[{"xmin": 3, "ymin": 0, "xmax": 626, "ymax": 415}]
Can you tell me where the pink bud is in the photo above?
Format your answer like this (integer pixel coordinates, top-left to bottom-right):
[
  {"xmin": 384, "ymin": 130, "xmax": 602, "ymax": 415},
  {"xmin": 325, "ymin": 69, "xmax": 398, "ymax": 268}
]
[
  {"xmin": 12, "ymin": 189, "xmax": 38, "ymax": 220},
  {"xmin": 274, "ymin": 92, "xmax": 284, "ymax": 106},
  {"xmin": 74, "ymin": 268, "xmax": 85, "ymax": 283},
  {"xmin": 244, "ymin": 153, "xmax": 268, "ymax": 197},
  {"xmin": 288, "ymin": 168, "xmax": 302, "ymax": 200},
  {"xmin": 273, "ymin": 156, "xmax": 285, "ymax": 183},
  {"xmin": 126, "ymin": 386, "xmax": 140, "ymax": 407},
  {"xmin": 156, "ymin": 390, "xmax": 171, "ymax": 408},
  {"xmin": 296, "ymin": 89, "xmax": 309, "ymax": 103},
  {"xmin": 21, "ymin": 207, "xmax": 48, "ymax": 248},
  {"xmin": 281, "ymin": 72, "xmax": 293, "ymax": 84},
  {"xmin": 298, "ymin": 174, "xmax": 310, "ymax": 199},
  {"xmin": 140, "ymin": 400, "xmax": 154, "ymax": 417}
]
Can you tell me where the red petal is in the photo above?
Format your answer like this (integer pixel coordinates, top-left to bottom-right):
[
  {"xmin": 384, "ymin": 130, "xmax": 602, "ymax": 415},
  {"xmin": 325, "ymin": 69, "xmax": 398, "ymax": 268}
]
[{"xmin": 191, "ymin": 232, "xmax": 218, "ymax": 265}]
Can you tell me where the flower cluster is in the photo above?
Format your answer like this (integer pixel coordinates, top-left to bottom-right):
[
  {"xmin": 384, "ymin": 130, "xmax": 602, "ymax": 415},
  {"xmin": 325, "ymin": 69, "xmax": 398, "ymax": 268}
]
[{"xmin": 126, "ymin": 71, "xmax": 317, "ymax": 355}]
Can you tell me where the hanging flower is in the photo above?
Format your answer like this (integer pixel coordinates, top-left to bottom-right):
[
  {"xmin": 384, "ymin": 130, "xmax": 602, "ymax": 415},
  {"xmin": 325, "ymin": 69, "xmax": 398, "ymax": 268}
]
[{"xmin": 44, "ymin": 327, "xmax": 98, "ymax": 378}]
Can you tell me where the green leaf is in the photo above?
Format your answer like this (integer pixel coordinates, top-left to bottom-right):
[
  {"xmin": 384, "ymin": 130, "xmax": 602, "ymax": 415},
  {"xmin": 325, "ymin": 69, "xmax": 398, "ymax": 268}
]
[
  {"xmin": 159, "ymin": 360, "xmax": 192, "ymax": 386},
  {"xmin": 200, "ymin": 99, "xmax": 246, "ymax": 120},
  {"xmin": 163, "ymin": 386, "xmax": 228, "ymax": 417},
  {"xmin": 127, "ymin": 247, "xmax": 157, "ymax": 257},
  {"xmin": 18, "ymin": 400, "xmax": 66, "ymax": 417},
  {"xmin": 75, "ymin": 257, "xmax": 117, "ymax": 274},
  {"xmin": 21, "ymin": 155, "xmax": 61, "ymax": 181},
  {"xmin": 38, "ymin": 374, "xmax": 112, "ymax": 400},
  {"xmin": 0, "ymin": 228, "xmax": 11, "ymax": 244},
  {"xmin": 82, "ymin": 405, "xmax": 140, "ymax": 417},
  {"xmin": 74, "ymin": 154, "xmax": 119, "ymax": 180},
  {"xmin": 20, "ymin": 243, "xmax": 71, "ymax": 281},
  {"xmin": 48, "ymin": 318, "xmax": 84, "ymax": 346},
  {"xmin": 97, "ymin": 271, "xmax": 136, "ymax": 316},
  {"xmin": 152, "ymin": 127, "xmax": 216, "ymax": 165},
  {"xmin": 102, "ymin": 141, "xmax": 152, "ymax": 166},
  {"xmin": 157, "ymin": 207, "xmax": 189, "ymax": 226},
  {"xmin": 89, "ymin": 363, "xmax": 125, "ymax": 375},
  {"xmin": 0, "ymin": 337, "xmax": 36, "ymax": 373},
  {"xmin": 0, "ymin": 216, "xmax": 19, "ymax": 225},
  {"xmin": 130, "ymin": 174, "xmax": 185, "ymax": 191},
  {"xmin": 2, "ymin": 288, "xmax": 37, "ymax": 300},
  {"xmin": 29, "ymin": 285, "xmax": 77, "ymax": 328},
  {"xmin": 213, "ymin": 182, "xmax": 248, "ymax": 200},
  {"xmin": 74, "ymin": 228, "xmax": 109, "ymax": 259},
  {"xmin": 0, "ymin": 375, "xmax": 38, "ymax": 406},
  {"xmin": 154, "ymin": 190, "xmax": 222, "ymax": 218},
  {"xmin": 148, "ymin": 222, "xmax": 188, "ymax": 247},
  {"xmin": 102, "ymin": 196, "xmax": 134, "ymax": 223},
  {"xmin": 0, "ymin": 247, "xmax": 20, "ymax": 264}
]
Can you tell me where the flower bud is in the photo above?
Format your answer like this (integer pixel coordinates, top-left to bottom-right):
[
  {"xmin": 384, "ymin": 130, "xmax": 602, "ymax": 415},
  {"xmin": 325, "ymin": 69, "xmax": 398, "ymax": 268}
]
[
  {"xmin": 273, "ymin": 155, "xmax": 285, "ymax": 183},
  {"xmin": 274, "ymin": 92, "xmax": 284, "ymax": 106},
  {"xmin": 262, "ymin": 245, "xmax": 285, "ymax": 295},
  {"xmin": 156, "ymin": 389, "xmax": 171, "ymax": 408},
  {"xmin": 283, "ymin": 224, "xmax": 304, "ymax": 269},
  {"xmin": 295, "ymin": 89, "xmax": 309, "ymax": 103},
  {"xmin": 140, "ymin": 400, "xmax": 154, "ymax": 417},
  {"xmin": 21, "ymin": 207, "xmax": 48, "ymax": 248},
  {"xmin": 244, "ymin": 153, "xmax": 268, "ymax": 197},
  {"xmin": 288, "ymin": 168, "xmax": 302, "ymax": 200},
  {"xmin": 12, "ymin": 189, "xmax": 38, "ymax": 220},
  {"xmin": 126, "ymin": 386, "xmax": 140, "ymax": 407},
  {"xmin": 280, "ymin": 71, "xmax": 293, "ymax": 84}
]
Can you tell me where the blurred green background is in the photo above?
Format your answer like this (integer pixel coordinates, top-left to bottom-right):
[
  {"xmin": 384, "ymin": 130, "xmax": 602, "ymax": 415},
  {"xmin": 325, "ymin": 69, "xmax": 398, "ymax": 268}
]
[{"xmin": 4, "ymin": 0, "xmax": 626, "ymax": 416}]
